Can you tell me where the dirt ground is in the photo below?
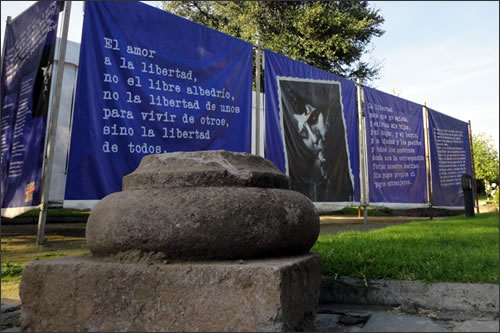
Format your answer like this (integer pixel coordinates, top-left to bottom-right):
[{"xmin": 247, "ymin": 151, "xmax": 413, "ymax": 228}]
[
  {"xmin": 1, "ymin": 222, "xmax": 86, "ymax": 238},
  {"xmin": 1, "ymin": 221, "xmax": 89, "ymax": 301}
]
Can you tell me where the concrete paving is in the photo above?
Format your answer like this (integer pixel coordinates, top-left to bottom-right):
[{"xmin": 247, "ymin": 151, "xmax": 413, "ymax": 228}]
[
  {"xmin": 3, "ymin": 298, "xmax": 498, "ymax": 332},
  {"xmin": 320, "ymin": 276, "xmax": 499, "ymax": 314},
  {"xmin": 361, "ymin": 312, "xmax": 449, "ymax": 332},
  {"xmin": 315, "ymin": 304, "xmax": 499, "ymax": 332},
  {"xmin": 0, "ymin": 299, "xmax": 21, "ymax": 332},
  {"xmin": 451, "ymin": 319, "xmax": 500, "ymax": 332},
  {"xmin": 318, "ymin": 274, "xmax": 498, "ymax": 332}
]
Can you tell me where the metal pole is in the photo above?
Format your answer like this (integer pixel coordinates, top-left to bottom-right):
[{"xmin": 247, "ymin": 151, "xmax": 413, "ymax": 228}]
[
  {"xmin": 0, "ymin": 16, "xmax": 12, "ymax": 212},
  {"xmin": 423, "ymin": 104, "xmax": 434, "ymax": 220},
  {"xmin": 361, "ymin": 88, "xmax": 369, "ymax": 223},
  {"xmin": 468, "ymin": 120, "xmax": 479, "ymax": 214},
  {"xmin": 356, "ymin": 79, "xmax": 368, "ymax": 224},
  {"xmin": 37, "ymin": 1, "xmax": 72, "ymax": 244},
  {"xmin": 254, "ymin": 39, "xmax": 262, "ymax": 157}
]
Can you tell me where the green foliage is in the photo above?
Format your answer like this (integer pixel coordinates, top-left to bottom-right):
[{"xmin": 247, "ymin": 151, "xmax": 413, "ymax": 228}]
[
  {"xmin": 162, "ymin": 1, "xmax": 385, "ymax": 83},
  {"xmin": 485, "ymin": 185, "xmax": 500, "ymax": 205},
  {"xmin": 484, "ymin": 182, "xmax": 498, "ymax": 201},
  {"xmin": 312, "ymin": 212, "xmax": 499, "ymax": 284},
  {"xmin": 1, "ymin": 263, "xmax": 24, "ymax": 279},
  {"xmin": 473, "ymin": 132, "xmax": 499, "ymax": 183}
]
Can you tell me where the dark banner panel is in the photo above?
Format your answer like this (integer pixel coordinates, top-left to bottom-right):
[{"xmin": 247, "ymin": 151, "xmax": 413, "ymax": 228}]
[
  {"xmin": 428, "ymin": 109, "xmax": 472, "ymax": 207},
  {"xmin": 264, "ymin": 50, "xmax": 358, "ymax": 203},
  {"xmin": 65, "ymin": 2, "xmax": 253, "ymax": 200},
  {"xmin": 1, "ymin": 1, "xmax": 62, "ymax": 212},
  {"xmin": 363, "ymin": 87, "xmax": 427, "ymax": 205}
]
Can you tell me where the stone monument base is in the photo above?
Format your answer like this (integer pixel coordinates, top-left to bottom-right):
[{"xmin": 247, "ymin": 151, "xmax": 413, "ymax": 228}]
[{"xmin": 20, "ymin": 253, "xmax": 320, "ymax": 332}]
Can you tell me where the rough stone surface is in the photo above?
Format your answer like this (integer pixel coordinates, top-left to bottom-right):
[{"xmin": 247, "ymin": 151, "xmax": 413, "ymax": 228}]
[
  {"xmin": 19, "ymin": 254, "xmax": 321, "ymax": 332},
  {"xmin": 87, "ymin": 187, "xmax": 319, "ymax": 259},
  {"xmin": 20, "ymin": 151, "xmax": 322, "ymax": 332},
  {"xmin": 320, "ymin": 276, "xmax": 499, "ymax": 313},
  {"xmin": 122, "ymin": 150, "xmax": 290, "ymax": 190},
  {"xmin": 314, "ymin": 304, "xmax": 500, "ymax": 332}
]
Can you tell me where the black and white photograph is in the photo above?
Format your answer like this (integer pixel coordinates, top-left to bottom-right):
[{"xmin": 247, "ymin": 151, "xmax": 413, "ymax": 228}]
[{"xmin": 278, "ymin": 77, "xmax": 354, "ymax": 202}]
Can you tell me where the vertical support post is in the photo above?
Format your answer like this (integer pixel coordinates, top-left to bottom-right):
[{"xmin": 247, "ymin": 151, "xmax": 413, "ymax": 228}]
[
  {"xmin": 37, "ymin": 1, "xmax": 72, "ymax": 244},
  {"xmin": 356, "ymin": 79, "xmax": 368, "ymax": 224},
  {"xmin": 254, "ymin": 39, "xmax": 262, "ymax": 157},
  {"xmin": 423, "ymin": 104, "xmax": 434, "ymax": 220},
  {"xmin": 468, "ymin": 120, "xmax": 479, "ymax": 214},
  {"xmin": 0, "ymin": 16, "xmax": 12, "ymax": 209}
]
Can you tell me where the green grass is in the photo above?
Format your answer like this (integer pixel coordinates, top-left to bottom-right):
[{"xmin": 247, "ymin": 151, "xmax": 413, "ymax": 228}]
[
  {"xmin": 312, "ymin": 212, "xmax": 499, "ymax": 284},
  {"xmin": 1, "ymin": 263, "xmax": 24, "ymax": 279}
]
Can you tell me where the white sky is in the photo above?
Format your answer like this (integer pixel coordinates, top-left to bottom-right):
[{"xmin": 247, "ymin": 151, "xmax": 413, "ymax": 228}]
[{"xmin": 2, "ymin": 1, "xmax": 499, "ymax": 151}]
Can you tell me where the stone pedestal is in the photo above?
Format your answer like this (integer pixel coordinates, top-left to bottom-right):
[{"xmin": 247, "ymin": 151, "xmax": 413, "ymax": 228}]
[
  {"xmin": 20, "ymin": 254, "xmax": 320, "ymax": 332},
  {"xmin": 20, "ymin": 151, "xmax": 321, "ymax": 332}
]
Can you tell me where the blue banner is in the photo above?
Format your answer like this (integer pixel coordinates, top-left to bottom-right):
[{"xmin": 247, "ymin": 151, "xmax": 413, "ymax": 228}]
[
  {"xmin": 1, "ymin": 1, "xmax": 62, "ymax": 211},
  {"xmin": 363, "ymin": 87, "xmax": 427, "ymax": 204},
  {"xmin": 264, "ymin": 50, "xmax": 359, "ymax": 203},
  {"xmin": 428, "ymin": 109, "xmax": 472, "ymax": 207},
  {"xmin": 65, "ymin": 2, "xmax": 252, "ymax": 200}
]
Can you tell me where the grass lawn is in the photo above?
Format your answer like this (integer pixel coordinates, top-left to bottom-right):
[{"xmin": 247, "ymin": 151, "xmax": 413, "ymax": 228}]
[{"xmin": 312, "ymin": 212, "xmax": 499, "ymax": 284}]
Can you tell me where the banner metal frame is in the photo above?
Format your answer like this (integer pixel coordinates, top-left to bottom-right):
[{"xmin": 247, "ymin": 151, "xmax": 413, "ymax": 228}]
[
  {"xmin": 254, "ymin": 39, "xmax": 263, "ymax": 157},
  {"xmin": 423, "ymin": 103, "xmax": 434, "ymax": 219},
  {"xmin": 356, "ymin": 79, "xmax": 368, "ymax": 224},
  {"xmin": 468, "ymin": 120, "xmax": 479, "ymax": 213},
  {"xmin": 0, "ymin": 16, "xmax": 12, "ymax": 213},
  {"xmin": 37, "ymin": 1, "xmax": 72, "ymax": 244}
]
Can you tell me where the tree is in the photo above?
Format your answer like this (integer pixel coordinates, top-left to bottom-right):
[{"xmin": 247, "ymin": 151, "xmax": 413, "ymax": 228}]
[
  {"xmin": 162, "ymin": 1, "xmax": 385, "ymax": 83},
  {"xmin": 472, "ymin": 132, "xmax": 499, "ymax": 184}
]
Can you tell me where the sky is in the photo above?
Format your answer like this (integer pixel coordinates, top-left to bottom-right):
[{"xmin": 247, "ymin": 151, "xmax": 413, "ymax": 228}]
[
  {"xmin": 1, "ymin": 1, "xmax": 499, "ymax": 150},
  {"xmin": 368, "ymin": 1, "xmax": 499, "ymax": 151}
]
